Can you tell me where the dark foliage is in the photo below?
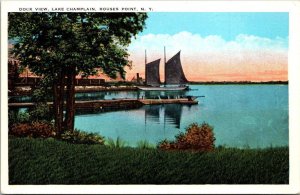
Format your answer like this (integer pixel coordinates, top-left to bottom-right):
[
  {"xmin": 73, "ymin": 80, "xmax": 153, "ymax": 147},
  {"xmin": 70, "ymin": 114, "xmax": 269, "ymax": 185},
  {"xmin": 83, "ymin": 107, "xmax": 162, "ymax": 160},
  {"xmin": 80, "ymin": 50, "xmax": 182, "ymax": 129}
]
[
  {"xmin": 60, "ymin": 129, "xmax": 105, "ymax": 145},
  {"xmin": 8, "ymin": 12, "xmax": 148, "ymax": 133},
  {"xmin": 9, "ymin": 122, "xmax": 56, "ymax": 138},
  {"xmin": 9, "ymin": 138, "xmax": 289, "ymax": 184},
  {"xmin": 8, "ymin": 110, "xmax": 30, "ymax": 127},
  {"xmin": 9, "ymin": 121, "xmax": 104, "ymax": 145},
  {"xmin": 28, "ymin": 103, "xmax": 53, "ymax": 122}
]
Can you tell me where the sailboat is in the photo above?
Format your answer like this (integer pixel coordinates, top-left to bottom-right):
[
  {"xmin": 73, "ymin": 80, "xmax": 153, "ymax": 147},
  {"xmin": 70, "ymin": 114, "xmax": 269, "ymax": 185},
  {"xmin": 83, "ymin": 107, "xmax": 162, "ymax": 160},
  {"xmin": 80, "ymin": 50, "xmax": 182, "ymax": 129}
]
[{"xmin": 137, "ymin": 48, "xmax": 189, "ymax": 91}]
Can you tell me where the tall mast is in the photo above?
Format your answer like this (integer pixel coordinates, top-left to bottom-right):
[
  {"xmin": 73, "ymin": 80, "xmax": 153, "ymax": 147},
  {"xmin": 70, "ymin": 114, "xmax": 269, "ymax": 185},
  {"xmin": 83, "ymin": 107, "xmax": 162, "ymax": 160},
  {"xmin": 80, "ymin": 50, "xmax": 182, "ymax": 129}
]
[
  {"xmin": 145, "ymin": 49, "xmax": 147, "ymax": 85},
  {"xmin": 164, "ymin": 46, "xmax": 166, "ymax": 86},
  {"xmin": 164, "ymin": 46, "xmax": 166, "ymax": 65},
  {"xmin": 145, "ymin": 49, "xmax": 147, "ymax": 65}
]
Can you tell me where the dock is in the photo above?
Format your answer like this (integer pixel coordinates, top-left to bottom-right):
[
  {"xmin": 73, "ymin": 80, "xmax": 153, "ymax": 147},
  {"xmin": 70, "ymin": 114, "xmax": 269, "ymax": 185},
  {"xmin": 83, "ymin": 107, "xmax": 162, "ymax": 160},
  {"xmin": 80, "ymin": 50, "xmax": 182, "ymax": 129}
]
[
  {"xmin": 139, "ymin": 98, "xmax": 198, "ymax": 105},
  {"xmin": 8, "ymin": 98, "xmax": 198, "ymax": 111}
]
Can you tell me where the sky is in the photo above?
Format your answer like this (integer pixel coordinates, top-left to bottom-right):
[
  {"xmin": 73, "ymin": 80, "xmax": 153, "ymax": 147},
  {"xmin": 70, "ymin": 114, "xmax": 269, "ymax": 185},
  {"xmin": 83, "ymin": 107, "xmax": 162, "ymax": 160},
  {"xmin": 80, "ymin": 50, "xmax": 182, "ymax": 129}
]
[{"xmin": 126, "ymin": 12, "xmax": 289, "ymax": 82}]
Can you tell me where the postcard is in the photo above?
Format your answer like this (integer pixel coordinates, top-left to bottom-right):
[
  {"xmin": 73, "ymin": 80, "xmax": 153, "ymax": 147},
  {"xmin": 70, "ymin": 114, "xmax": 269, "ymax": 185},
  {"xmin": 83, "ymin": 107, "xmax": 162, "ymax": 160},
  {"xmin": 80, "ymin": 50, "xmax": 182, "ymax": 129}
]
[{"xmin": 1, "ymin": 0, "xmax": 300, "ymax": 194}]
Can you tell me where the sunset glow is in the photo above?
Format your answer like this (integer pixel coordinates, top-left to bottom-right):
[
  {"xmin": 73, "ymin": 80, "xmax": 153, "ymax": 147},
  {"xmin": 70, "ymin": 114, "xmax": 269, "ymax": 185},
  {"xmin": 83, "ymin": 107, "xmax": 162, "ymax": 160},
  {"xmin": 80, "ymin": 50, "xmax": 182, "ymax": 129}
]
[{"xmin": 125, "ymin": 13, "xmax": 288, "ymax": 82}]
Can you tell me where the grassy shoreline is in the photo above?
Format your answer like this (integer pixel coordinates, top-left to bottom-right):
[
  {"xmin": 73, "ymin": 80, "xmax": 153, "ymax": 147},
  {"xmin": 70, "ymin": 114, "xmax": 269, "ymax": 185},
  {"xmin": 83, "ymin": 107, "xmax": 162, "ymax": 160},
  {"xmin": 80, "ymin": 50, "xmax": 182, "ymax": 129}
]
[{"xmin": 9, "ymin": 137, "xmax": 289, "ymax": 184}]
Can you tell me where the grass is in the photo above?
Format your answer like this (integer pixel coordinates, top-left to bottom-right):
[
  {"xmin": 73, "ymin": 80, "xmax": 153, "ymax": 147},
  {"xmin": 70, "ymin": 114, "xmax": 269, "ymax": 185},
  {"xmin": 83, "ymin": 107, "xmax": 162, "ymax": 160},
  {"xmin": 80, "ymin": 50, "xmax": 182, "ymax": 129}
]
[
  {"xmin": 105, "ymin": 136, "xmax": 127, "ymax": 148},
  {"xmin": 9, "ymin": 137, "xmax": 289, "ymax": 184},
  {"xmin": 136, "ymin": 140, "xmax": 155, "ymax": 149}
]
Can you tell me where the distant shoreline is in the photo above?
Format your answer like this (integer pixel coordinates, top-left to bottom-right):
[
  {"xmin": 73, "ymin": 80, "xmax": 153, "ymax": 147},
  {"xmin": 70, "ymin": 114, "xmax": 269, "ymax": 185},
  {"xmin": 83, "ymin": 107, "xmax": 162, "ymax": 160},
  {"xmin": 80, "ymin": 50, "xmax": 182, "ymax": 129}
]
[
  {"xmin": 9, "ymin": 81, "xmax": 288, "ymax": 96},
  {"xmin": 188, "ymin": 81, "xmax": 288, "ymax": 85}
]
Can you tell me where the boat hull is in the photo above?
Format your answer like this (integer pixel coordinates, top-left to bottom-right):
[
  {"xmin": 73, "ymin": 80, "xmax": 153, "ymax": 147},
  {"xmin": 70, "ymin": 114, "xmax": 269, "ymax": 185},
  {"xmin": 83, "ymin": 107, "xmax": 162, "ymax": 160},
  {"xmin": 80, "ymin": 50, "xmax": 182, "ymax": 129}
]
[{"xmin": 137, "ymin": 86, "xmax": 188, "ymax": 91}]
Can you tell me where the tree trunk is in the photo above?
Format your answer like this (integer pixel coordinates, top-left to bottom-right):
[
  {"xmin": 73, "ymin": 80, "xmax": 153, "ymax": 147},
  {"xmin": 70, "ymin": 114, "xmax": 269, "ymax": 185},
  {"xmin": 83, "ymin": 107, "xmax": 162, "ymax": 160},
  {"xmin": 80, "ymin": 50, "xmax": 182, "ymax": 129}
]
[
  {"xmin": 58, "ymin": 72, "xmax": 65, "ymax": 133},
  {"xmin": 53, "ymin": 70, "xmax": 65, "ymax": 137},
  {"xmin": 64, "ymin": 66, "xmax": 76, "ymax": 132},
  {"xmin": 53, "ymin": 83, "xmax": 62, "ymax": 136}
]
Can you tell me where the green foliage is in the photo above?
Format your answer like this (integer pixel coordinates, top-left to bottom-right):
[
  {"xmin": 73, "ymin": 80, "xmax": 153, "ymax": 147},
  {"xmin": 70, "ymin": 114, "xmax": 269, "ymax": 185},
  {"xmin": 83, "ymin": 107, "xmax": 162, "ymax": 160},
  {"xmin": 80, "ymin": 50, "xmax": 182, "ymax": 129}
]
[
  {"xmin": 9, "ymin": 122, "xmax": 56, "ymax": 138},
  {"xmin": 8, "ymin": 12, "xmax": 148, "ymax": 80},
  {"xmin": 8, "ymin": 103, "xmax": 53, "ymax": 125},
  {"xmin": 8, "ymin": 12, "xmax": 148, "ymax": 132},
  {"xmin": 28, "ymin": 103, "xmax": 53, "ymax": 122},
  {"xmin": 60, "ymin": 129, "xmax": 105, "ymax": 145},
  {"xmin": 9, "ymin": 103, "xmax": 53, "ymax": 125},
  {"xmin": 31, "ymin": 87, "xmax": 52, "ymax": 102},
  {"xmin": 136, "ymin": 140, "xmax": 155, "ymax": 149},
  {"xmin": 158, "ymin": 122, "xmax": 216, "ymax": 152},
  {"xmin": 18, "ymin": 81, "xmax": 57, "ymax": 131},
  {"xmin": 8, "ymin": 110, "xmax": 30, "ymax": 126},
  {"xmin": 9, "ymin": 137, "xmax": 289, "ymax": 184},
  {"xmin": 105, "ymin": 137, "xmax": 127, "ymax": 148}
]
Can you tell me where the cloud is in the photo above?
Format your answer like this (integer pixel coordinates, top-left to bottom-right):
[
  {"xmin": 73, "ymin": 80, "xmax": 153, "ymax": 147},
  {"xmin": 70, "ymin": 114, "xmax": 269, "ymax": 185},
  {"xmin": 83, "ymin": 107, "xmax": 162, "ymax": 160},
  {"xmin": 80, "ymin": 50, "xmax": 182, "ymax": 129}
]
[
  {"xmin": 129, "ymin": 31, "xmax": 288, "ymax": 52},
  {"xmin": 126, "ymin": 32, "xmax": 288, "ymax": 81}
]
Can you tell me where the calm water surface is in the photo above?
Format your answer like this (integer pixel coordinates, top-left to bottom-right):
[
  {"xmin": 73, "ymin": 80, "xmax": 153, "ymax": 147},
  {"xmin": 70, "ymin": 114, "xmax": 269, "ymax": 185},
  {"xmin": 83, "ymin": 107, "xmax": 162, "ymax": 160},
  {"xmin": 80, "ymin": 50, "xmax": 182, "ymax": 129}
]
[{"xmin": 74, "ymin": 85, "xmax": 288, "ymax": 148}]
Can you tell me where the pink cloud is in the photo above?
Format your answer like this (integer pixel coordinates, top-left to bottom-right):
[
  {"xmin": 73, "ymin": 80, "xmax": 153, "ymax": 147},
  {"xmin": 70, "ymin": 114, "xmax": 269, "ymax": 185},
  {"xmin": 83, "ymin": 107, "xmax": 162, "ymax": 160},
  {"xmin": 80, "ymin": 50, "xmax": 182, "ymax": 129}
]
[
  {"xmin": 126, "ymin": 49, "xmax": 287, "ymax": 82},
  {"xmin": 125, "ymin": 32, "xmax": 288, "ymax": 82}
]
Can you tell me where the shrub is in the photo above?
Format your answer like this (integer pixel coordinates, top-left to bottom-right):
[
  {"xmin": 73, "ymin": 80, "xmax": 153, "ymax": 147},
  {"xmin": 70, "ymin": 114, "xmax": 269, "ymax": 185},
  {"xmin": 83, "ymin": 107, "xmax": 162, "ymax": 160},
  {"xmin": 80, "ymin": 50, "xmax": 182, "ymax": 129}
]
[
  {"xmin": 61, "ymin": 129, "xmax": 105, "ymax": 145},
  {"xmin": 9, "ymin": 121, "xmax": 56, "ymax": 138},
  {"xmin": 158, "ymin": 122, "xmax": 216, "ymax": 152},
  {"xmin": 28, "ymin": 103, "xmax": 53, "ymax": 122},
  {"xmin": 8, "ymin": 110, "xmax": 30, "ymax": 126},
  {"xmin": 184, "ymin": 123, "xmax": 216, "ymax": 151},
  {"xmin": 31, "ymin": 88, "xmax": 51, "ymax": 102},
  {"xmin": 157, "ymin": 139, "xmax": 175, "ymax": 150}
]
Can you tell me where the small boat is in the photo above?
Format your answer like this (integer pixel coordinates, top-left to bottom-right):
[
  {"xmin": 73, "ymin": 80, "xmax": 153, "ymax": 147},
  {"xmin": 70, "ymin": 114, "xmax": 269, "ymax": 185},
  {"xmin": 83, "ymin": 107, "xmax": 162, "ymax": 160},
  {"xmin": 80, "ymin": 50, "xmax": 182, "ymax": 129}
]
[{"xmin": 137, "ymin": 48, "xmax": 189, "ymax": 91}]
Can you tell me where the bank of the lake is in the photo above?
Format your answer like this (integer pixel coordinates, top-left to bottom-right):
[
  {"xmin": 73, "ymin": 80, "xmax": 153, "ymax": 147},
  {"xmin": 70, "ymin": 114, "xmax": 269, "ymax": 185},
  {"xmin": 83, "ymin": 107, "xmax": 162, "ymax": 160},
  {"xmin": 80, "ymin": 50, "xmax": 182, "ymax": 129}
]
[{"xmin": 9, "ymin": 137, "xmax": 288, "ymax": 184}]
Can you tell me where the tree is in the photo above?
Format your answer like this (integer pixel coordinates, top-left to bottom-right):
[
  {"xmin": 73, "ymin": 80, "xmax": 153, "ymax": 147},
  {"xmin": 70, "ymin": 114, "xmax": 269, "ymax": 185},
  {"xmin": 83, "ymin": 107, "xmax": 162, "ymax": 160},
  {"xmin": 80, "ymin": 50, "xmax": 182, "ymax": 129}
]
[{"xmin": 8, "ymin": 13, "xmax": 147, "ymax": 135}]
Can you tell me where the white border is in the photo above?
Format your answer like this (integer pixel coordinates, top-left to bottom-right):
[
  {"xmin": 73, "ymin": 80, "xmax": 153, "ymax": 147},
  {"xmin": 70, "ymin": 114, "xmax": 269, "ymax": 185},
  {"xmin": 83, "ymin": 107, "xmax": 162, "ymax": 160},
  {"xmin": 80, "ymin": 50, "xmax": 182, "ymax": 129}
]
[{"xmin": 1, "ymin": 1, "xmax": 300, "ymax": 194}]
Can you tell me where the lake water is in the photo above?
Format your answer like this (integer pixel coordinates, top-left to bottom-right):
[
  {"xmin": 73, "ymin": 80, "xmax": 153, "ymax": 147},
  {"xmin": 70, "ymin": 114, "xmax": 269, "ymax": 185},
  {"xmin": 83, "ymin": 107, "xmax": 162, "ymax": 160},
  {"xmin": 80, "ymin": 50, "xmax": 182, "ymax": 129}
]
[{"xmin": 74, "ymin": 84, "xmax": 288, "ymax": 148}]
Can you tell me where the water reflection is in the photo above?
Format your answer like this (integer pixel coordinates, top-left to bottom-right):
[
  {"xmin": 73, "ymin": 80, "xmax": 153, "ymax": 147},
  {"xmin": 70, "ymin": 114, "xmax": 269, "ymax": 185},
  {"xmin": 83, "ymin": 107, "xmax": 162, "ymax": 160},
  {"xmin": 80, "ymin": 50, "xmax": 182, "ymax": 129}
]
[
  {"xmin": 75, "ymin": 93, "xmax": 105, "ymax": 101},
  {"xmin": 164, "ymin": 104, "xmax": 182, "ymax": 128},
  {"xmin": 145, "ymin": 105, "xmax": 160, "ymax": 123},
  {"xmin": 8, "ymin": 96, "xmax": 32, "ymax": 103},
  {"xmin": 141, "ymin": 90, "xmax": 187, "ymax": 99},
  {"xmin": 144, "ymin": 104, "xmax": 183, "ymax": 129}
]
